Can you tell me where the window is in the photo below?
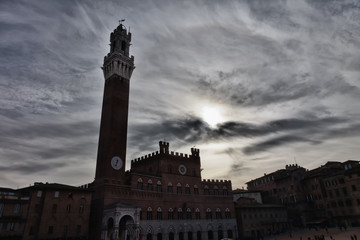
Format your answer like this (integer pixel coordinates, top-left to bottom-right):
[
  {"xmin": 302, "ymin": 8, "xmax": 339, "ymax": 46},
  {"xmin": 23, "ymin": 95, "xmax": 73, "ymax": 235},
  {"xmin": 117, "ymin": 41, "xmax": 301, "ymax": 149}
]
[
  {"xmin": 195, "ymin": 208, "xmax": 200, "ymax": 219},
  {"xmin": 7, "ymin": 222, "xmax": 18, "ymax": 232},
  {"xmin": 63, "ymin": 225, "xmax": 68, "ymax": 236},
  {"xmin": 206, "ymin": 208, "xmax": 212, "ymax": 220},
  {"xmin": 338, "ymin": 200, "xmax": 344, "ymax": 207},
  {"xmin": 225, "ymin": 208, "xmax": 231, "ymax": 219},
  {"xmin": 147, "ymin": 180, "xmax": 153, "ymax": 191},
  {"xmin": 137, "ymin": 178, "xmax": 143, "ymax": 190},
  {"xmin": 352, "ymin": 185, "xmax": 357, "ymax": 191},
  {"xmin": 37, "ymin": 190, "xmax": 42, "ymax": 197},
  {"xmin": 332, "ymin": 179, "xmax": 337, "ymax": 186},
  {"xmin": 76, "ymin": 225, "xmax": 81, "ymax": 235},
  {"xmin": 345, "ymin": 199, "xmax": 352, "ymax": 206},
  {"xmin": 54, "ymin": 191, "xmax": 59, "ymax": 198},
  {"xmin": 167, "ymin": 183, "xmax": 173, "ymax": 193},
  {"xmin": 208, "ymin": 230, "xmax": 213, "ymax": 240},
  {"xmin": 335, "ymin": 189, "xmax": 340, "ymax": 197},
  {"xmin": 204, "ymin": 186, "xmax": 210, "ymax": 195},
  {"xmin": 48, "ymin": 226, "xmax": 54, "ymax": 234},
  {"xmin": 0, "ymin": 204, "xmax": 3, "ymax": 217},
  {"xmin": 186, "ymin": 208, "xmax": 192, "ymax": 220},
  {"xmin": 79, "ymin": 205, "xmax": 84, "ymax": 214},
  {"xmin": 147, "ymin": 207, "xmax": 153, "ymax": 220},
  {"xmin": 168, "ymin": 208, "xmax": 174, "ymax": 220},
  {"xmin": 178, "ymin": 208, "xmax": 183, "ymax": 220},
  {"xmin": 194, "ymin": 185, "xmax": 199, "ymax": 195},
  {"xmin": 342, "ymin": 187, "xmax": 348, "ymax": 196},
  {"xmin": 52, "ymin": 204, "xmax": 57, "ymax": 214},
  {"xmin": 168, "ymin": 166, "xmax": 172, "ymax": 173},
  {"xmin": 223, "ymin": 187, "xmax": 228, "ymax": 195},
  {"xmin": 157, "ymin": 207, "xmax": 162, "ymax": 220},
  {"xmin": 177, "ymin": 183, "xmax": 182, "ymax": 194},
  {"xmin": 66, "ymin": 204, "xmax": 71, "ymax": 213},
  {"xmin": 13, "ymin": 204, "xmax": 20, "ymax": 214},
  {"xmin": 213, "ymin": 187, "xmax": 219, "ymax": 195},
  {"xmin": 227, "ymin": 230, "xmax": 233, "ymax": 239},
  {"xmin": 157, "ymin": 181, "xmax": 162, "ymax": 192},
  {"xmin": 185, "ymin": 184, "xmax": 191, "ymax": 194},
  {"xmin": 215, "ymin": 208, "xmax": 222, "ymax": 219}
]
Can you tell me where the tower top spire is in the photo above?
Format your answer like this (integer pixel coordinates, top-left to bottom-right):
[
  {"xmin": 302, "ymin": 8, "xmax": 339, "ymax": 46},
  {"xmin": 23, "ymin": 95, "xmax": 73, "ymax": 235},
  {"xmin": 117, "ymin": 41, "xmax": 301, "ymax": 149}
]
[{"xmin": 102, "ymin": 22, "xmax": 135, "ymax": 80}]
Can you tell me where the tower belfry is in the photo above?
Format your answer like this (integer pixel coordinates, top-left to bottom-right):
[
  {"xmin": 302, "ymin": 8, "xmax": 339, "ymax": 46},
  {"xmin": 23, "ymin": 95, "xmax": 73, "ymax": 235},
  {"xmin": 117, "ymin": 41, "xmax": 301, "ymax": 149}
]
[{"xmin": 95, "ymin": 23, "xmax": 135, "ymax": 184}]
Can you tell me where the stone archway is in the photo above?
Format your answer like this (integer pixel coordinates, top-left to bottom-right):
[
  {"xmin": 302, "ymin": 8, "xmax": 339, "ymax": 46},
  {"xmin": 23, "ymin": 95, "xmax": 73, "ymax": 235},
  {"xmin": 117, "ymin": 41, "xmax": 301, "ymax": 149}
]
[
  {"xmin": 107, "ymin": 218, "xmax": 115, "ymax": 240},
  {"xmin": 119, "ymin": 215, "xmax": 135, "ymax": 240}
]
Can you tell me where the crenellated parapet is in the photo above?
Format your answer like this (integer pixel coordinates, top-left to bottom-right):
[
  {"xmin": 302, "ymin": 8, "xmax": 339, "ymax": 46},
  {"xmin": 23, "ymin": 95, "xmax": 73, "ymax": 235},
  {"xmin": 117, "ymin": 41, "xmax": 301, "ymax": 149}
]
[
  {"xmin": 131, "ymin": 151, "xmax": 160, "ymax": 166},
  {"xmin": 191, "ymin": 147, "xmax": 200, "ymax": 158},
  {"xmin": 202, "ymin": 179, "xmax": 231, "ymax": 184},
  {"xmin": 159, "ymin": 141, "xmax": 169, "ymax": 154}
]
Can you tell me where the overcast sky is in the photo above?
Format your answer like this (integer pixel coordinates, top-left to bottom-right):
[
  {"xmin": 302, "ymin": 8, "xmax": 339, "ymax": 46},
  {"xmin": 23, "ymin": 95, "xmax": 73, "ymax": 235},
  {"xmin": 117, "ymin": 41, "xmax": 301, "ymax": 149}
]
[{"xmin": 1, "ymin": 0, "xmax": 360, "ymax": 189}]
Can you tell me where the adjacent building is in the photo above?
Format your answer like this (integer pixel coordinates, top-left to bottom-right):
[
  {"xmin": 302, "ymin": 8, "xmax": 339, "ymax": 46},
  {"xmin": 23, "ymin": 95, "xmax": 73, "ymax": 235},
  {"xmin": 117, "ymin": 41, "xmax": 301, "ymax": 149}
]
[{"xmin": 246, "ymin": 160, "xmax": 360, "ymax": 228}]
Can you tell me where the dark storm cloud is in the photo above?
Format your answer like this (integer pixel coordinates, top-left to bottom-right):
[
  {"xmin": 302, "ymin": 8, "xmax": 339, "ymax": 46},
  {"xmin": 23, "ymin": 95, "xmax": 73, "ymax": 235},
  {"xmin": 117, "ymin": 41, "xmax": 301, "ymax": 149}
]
[
  {"xmin": 129, "ymin": 115, "xmax": 347, "ymax": 155},
  {"xmin": 243, "ymin": 135, "xmax": 320, "ymax": 155}
]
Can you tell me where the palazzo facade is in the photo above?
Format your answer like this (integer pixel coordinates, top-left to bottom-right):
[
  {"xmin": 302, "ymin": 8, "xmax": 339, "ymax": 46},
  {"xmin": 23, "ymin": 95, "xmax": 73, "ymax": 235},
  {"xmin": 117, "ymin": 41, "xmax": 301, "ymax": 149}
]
[{"xmin": 90, "ymin": 24, "xmax": 237, "ymax": 240}]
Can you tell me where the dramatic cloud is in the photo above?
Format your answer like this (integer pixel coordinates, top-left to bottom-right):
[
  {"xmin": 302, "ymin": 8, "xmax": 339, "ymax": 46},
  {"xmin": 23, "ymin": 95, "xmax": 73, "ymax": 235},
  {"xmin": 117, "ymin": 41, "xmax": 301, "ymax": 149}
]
[{"xmin": 1, "ymin": 0, "xmax": 360, "ymax": 188}]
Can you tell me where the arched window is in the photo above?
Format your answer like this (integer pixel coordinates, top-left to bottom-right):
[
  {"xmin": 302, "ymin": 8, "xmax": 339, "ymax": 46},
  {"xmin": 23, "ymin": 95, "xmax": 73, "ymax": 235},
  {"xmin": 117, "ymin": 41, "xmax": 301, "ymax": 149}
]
[
  {"xmin": 185, "ymin": 184, "xmax": 191, "ymax": 194},
  {"xmin": 213, "ymin": 186, "xmax": 219, "ymax": 195},
  {"xmin": 186, "ymin": 208, "xmax": 192, "ymax": 220},
  {"xmin": 197, "ymin": 231, "xmax": 202, "ymax": 240},
  {"xmin": 177, "ymin": 208, "xmax": 183, "ymax": 220},
  {"xmin": 194, "ymin": 185, "xmax": 199, "ymax": 195},
  {"xmin": 167, "ymin": 182, "xmax": 173, "ymax": 193},
  {"xmin": 121, "ymin": 40, "xmax": 126, "ymax": 51},
  {"xmin": 168, "ymin": 208, "xmax": 174, "ymax": 220},
  {"xmin": 147, "ymin": 179, "xmax": 153, "ymax": 191},
  {"xmin": 227, "ymin": 229, "xmax": 233, "ymax": 239},
  {"xmin": 147, "ymin": 207, "xmax": 152, "ymax": 220},
  {"xmin": 195, "ymin": 208, "xmax": 200, "ymax": 219},
  {"xmin": 137, "ymin": 178, "xmax": 143, "ymax": 190},
  {"xmin": 225, "ymin": 208, "xmax": 231, "ymax": 219},
  {"xmin": 206, "ymin": 208, "xmax": 212, "ymax": 220},
  {"xmin": 157, "ymin": 207, "xmax": 162, "ymax": 220},
  {"xmin": 207, "ymin": 230, "xmax": 213, "ymax": 240},
  {"xmin": 223, "ymin": 186, "xmax": 228, "ymax": 195},
  {"xmin": 215, "ymin": 208, "xmax": 222, "ymax": 219},
  {"xmin": 157, "ymin": 181, "xmax": 162, "ymax": 192},
  {"xmin": 204, "ymin": 186, "xmax": 210, "ymax": 195},
  {"xmin": 188, "ymin": 231, "xmax": 193, "ymax": 240},
  {"xmin": 177, "ymin": 183, "xmax": 182, "ymax": 194}
]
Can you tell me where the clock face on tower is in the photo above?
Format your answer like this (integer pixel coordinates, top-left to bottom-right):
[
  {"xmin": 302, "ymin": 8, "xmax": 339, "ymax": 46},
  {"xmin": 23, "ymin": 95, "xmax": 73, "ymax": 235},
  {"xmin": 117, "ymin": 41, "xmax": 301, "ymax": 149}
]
[
  {"xmin": 178, "ymin": 164, "xmax": 187, "ymax": 175},
  {"xmin": 111, "ymin": 156, "xmax": 123, "ymax": 170}
]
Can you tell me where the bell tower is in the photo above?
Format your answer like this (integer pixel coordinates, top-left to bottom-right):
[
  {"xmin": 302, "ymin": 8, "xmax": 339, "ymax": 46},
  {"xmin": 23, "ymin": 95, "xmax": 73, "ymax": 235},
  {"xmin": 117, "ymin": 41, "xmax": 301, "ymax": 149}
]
[
  {"xmin": 95, "ymin": 23, "xmax": 135, "ymax": 184},
  {"xmin": 90, "ymin": 23, "xmax": 135, "ymax": 240}
]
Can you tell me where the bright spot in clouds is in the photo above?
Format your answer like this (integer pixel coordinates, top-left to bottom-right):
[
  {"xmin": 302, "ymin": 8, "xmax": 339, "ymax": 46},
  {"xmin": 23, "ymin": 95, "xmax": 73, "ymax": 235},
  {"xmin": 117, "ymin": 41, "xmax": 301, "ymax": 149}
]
[{"xmin": 201, "ymin": 106, "xmax": 223, "ymax": 127}]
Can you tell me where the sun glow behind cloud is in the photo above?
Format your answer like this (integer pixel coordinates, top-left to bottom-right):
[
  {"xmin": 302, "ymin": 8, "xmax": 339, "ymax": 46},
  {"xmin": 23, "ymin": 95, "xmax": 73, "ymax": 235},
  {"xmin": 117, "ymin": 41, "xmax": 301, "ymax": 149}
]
[{"xmin": 201, "ymin": 106, "xmax": 224, "ymax": 128}]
